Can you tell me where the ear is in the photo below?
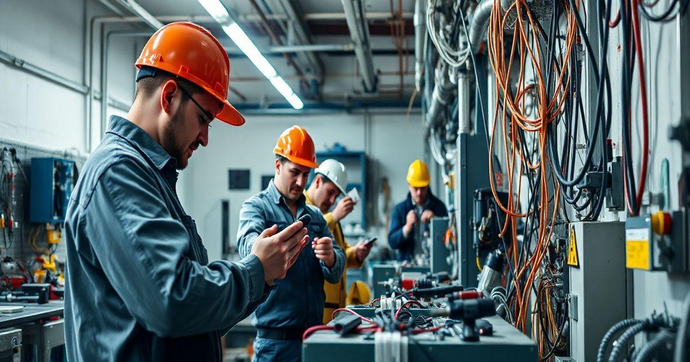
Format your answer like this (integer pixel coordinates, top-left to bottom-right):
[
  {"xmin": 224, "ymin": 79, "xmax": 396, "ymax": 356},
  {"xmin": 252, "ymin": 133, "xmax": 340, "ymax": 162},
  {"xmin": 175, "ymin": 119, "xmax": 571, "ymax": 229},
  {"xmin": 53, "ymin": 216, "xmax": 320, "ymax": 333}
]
[
  {"xmin": 160, "ymin": 79, "xmax": 178, "ymax": 116},
  {"xmin": 274, "ymin": 158, "xmax": 282, "ymax": 174},
  {"xmin": 314, "ymin": 176, "xmax": 321, "ymax": 188}
]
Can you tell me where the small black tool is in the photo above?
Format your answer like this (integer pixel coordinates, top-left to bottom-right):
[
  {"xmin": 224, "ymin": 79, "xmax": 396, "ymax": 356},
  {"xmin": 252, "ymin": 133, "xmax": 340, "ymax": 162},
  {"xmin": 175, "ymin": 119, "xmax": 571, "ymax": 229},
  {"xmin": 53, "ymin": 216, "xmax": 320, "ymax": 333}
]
[
  {"xmin": 362, "ymin": 237, "xmax": 377, "ymax": 247},
  {"xmin": 297, "ymin": 214, "xmax": 312, "ymax": 227},
  {"xmin": 284, "ymin": 214, "xmax": 312, "ymax": 242}
]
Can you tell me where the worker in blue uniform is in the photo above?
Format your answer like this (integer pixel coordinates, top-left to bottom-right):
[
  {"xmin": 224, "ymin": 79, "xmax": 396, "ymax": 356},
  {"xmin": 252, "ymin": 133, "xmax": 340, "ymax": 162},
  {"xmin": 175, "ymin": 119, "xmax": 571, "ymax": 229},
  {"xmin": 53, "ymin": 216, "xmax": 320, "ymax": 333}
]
[
  {"xmin": 63, "ymin": 22, "xmax": 308, "ymax": 361},
  {"xmin": 237, "ymin": 126, "xmax": 346, "ymax": 362},
  {"xmin": 388, "ymin": 159, "xmax": 449, "ymax": 261}
]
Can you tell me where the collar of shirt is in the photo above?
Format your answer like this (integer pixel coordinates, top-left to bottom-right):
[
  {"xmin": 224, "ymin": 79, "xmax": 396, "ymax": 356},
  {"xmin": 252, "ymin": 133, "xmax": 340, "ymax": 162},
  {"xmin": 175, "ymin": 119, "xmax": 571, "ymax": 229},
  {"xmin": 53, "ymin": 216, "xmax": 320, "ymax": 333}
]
[
  {"xmin": 267, "ymin": 178, "xmax": 307, "ymax": 209},
  {"xmin": 106, "ymin": 115, "xmax": 177, "ymax": 171}
]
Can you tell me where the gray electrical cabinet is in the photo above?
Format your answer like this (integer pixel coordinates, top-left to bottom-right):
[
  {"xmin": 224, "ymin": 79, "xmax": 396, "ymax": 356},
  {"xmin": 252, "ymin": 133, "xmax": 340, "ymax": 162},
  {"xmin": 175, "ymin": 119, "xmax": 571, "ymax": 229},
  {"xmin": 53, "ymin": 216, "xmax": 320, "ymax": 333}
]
[{"xmin": 568, "ymin": 222, "xmax": 629, "ymax": 362}]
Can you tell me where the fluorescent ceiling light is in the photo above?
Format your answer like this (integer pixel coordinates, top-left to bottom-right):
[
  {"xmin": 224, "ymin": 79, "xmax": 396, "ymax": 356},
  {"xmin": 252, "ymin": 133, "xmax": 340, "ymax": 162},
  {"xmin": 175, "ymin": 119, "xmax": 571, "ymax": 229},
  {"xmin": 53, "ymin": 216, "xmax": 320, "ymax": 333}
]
[{"xmin": 197, "ymin": 0, "xmax": 304, "ymax": 109}]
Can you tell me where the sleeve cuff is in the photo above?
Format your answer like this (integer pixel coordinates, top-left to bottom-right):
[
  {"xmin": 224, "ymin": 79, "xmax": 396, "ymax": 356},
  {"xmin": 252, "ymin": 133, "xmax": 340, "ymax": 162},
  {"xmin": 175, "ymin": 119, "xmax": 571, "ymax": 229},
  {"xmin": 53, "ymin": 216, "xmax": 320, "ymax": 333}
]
[{"xmin": 239, "ymin": 254, "xmax": 265, "ymax": 301}]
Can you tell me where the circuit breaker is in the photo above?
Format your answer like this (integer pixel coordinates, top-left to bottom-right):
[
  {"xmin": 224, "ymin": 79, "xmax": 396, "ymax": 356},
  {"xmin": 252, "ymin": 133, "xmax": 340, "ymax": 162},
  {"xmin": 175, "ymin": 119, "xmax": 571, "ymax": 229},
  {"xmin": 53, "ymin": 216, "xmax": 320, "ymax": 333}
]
[{"xmin": 30, "ymin": 158, "xmax": 76, "ymax": 223}]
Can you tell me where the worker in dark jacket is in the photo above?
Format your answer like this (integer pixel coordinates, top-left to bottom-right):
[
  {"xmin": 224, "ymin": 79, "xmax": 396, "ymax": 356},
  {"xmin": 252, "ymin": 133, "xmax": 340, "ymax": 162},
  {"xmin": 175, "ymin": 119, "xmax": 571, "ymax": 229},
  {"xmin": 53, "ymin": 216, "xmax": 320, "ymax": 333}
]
[{"xmin": 388, "ymin": 160, "xmax": 448, "ymax": 261}]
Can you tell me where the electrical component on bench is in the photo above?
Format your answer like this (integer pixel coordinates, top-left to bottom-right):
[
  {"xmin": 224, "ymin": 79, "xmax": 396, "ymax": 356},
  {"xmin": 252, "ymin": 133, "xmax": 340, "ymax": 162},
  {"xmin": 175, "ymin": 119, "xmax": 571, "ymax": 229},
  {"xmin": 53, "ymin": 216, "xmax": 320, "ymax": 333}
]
[
  {"xmin": 412, "ymin": 285, "xmax": 464, "ymax": 299},
  {"xmin": 431, "ymin": 299, "xmax": 496, "ymax": 341},
  {"xmin": 0, "ymin": 283, "xmax": 51, "ymax": 304},
  {"xmin": 446, "ymin": 290, "xmax": 483, "ymax": 301},
  {"xmin": 334, "ymin": 313, "xmax": 362, "ymax": 336},
  {"xmin": 477, "ymin": 249, "xmax": 505, "ymax": 295}
]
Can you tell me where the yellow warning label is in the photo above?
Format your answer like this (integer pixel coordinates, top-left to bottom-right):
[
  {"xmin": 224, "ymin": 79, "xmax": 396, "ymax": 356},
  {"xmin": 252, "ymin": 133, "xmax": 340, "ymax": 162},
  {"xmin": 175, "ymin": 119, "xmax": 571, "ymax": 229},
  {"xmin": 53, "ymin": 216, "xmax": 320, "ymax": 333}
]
[
  {"xmin": 626, "ymin": 240, "xmax": 651, "ymax": 270},
  {"xmin": 568, "ymin": 228, "xmax": 579, "ymax": 267},
  {"xmin": 626, "ymin": 228, "xmax": 651, "ymax": 270}
]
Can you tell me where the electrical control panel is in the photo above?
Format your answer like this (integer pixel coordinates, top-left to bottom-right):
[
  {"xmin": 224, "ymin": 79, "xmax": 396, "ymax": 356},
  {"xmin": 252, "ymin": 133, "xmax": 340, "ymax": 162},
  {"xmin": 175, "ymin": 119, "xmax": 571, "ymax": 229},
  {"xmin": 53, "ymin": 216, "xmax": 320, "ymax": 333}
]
[
  {"xmin": 625, "ymin": 211, "xmax": 688, "ymax": 273},
  {"xmin": 30, "ymin": 158, "xmax": 75, "ymax": 223}
]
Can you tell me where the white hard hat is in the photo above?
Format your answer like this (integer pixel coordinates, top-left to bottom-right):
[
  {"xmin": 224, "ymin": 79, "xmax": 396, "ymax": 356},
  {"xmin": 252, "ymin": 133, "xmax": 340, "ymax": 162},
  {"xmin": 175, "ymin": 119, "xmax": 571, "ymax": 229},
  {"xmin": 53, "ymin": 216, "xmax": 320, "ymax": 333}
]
[{"xmin": 315, "ymin": 159, "xmax": 348, "ymax": 194}]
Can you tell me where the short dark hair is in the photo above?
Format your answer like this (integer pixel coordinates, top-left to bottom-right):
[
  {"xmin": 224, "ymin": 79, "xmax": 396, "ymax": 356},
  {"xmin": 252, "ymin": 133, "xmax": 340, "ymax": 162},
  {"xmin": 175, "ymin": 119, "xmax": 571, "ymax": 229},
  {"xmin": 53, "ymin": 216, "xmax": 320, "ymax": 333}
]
[
  {"xmin": 315, "ymin": 174, "xmax": 332, "ymax": 185},
  {"xmin": 134, "ymin": 69, "xmax": 204, "ymax": 104},
  {"xmin": 276, "ymin": 155, "xmax": 289, "ymax": 164}
]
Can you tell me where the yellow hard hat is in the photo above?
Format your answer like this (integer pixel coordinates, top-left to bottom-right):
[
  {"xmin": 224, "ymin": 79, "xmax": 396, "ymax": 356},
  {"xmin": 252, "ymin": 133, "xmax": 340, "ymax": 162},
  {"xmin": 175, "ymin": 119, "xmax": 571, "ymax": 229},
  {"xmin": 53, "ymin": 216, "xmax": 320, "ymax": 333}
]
[
  {"xmin": 347, "ymin": 281, "xmax": 371, "ymax": 305},
  {"xmin": 406, "ymin": 159, "xmax": 430, "ymax": 187}
]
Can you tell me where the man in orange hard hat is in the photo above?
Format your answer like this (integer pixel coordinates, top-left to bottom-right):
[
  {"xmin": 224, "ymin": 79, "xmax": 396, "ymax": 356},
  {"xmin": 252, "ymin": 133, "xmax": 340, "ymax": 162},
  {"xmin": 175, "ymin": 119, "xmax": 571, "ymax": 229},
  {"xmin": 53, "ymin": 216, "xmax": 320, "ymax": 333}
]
[
  {"xmin": 64, "ymin": 22, "xmax": 308, "ymax": 361},
  {"xmin": 237, "ymin": 126, "xmax": 346, "ymax": 361},
  {"xmin": 388, "ymin": 159, "xmax": 448, "ymax": 261}
]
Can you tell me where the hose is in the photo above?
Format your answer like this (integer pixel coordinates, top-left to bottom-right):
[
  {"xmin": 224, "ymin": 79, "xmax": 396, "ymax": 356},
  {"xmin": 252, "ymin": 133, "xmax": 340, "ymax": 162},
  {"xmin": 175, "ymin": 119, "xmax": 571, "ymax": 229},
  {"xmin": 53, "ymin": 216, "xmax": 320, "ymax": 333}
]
[
  {"xmin": 635, "ymin": 330, "xmax": 674, "ymax": 362},
  {"xmin": 675, "ymin": 292, "xmax": 690, "ymax": 362},
  {"xmin": 609, "ymin": 323, "xmax": 648, "ymax": 362},
  {"xmin": 598, "ymin": 319, "xmax": 643, "ymax": 362}
]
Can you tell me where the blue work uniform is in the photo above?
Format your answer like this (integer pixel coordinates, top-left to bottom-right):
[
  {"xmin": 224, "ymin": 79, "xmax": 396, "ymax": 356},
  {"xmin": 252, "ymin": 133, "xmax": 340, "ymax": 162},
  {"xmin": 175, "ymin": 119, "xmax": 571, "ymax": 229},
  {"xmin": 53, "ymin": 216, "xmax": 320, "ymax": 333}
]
[
  {"xmin": 388, "ymin": 191, "xmax": 448, "ymax": 261},
  {"xmin": 64, "ymin": 115, "xmax": 270, "ymax": 361},
  {"xmin": 237, "ymin": 181, "xmax": 346, "ymax": 362}
]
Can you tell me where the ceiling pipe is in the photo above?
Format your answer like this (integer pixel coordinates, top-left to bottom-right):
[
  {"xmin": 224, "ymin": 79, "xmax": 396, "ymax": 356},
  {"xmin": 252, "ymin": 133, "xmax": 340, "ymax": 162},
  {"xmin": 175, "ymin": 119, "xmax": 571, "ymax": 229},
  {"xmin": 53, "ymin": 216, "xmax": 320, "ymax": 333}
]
[
  {"xmin": 275, "ymin": 0, "xmax": 324, "ymax": 82},
  {"xmin": 414, "ymin": 0, "xmax": 427, "ymax": 92},
  {"xmin": 247, "ymin": 0, "xmax": 311, "ymax": 94},
  {"xmin": 111, "ymin": 0, "xmax": 163, "ymax": 29},
  {"xmin": 341, "ymin": 0, "xmax": 377, "ymax": 92},
  {"xmin": 224, "ymin": 43, "xmax": 354, "ymax": 55}
]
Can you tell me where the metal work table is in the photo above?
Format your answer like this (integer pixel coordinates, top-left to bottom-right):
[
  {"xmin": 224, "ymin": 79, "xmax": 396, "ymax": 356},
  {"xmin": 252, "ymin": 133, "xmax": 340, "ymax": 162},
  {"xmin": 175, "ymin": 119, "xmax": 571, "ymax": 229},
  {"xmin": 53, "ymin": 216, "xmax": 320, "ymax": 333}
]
[
  {"xmin": 303, "ymin": 315, "xmax": 538, "ymax": 362},
  {"xmin": 0, "ymin": 301, "xmax": 64, "ymax": 362},
  {"xmin": 0, "ymin": 301, "xmax": 63, "ymax": 330}
]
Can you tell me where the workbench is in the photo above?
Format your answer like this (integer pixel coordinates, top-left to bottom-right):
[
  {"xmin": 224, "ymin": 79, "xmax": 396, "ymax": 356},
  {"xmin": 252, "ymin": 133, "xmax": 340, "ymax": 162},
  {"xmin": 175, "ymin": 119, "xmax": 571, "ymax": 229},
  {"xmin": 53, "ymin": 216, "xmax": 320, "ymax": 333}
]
[
  {"xmin": 303, "ymin": 315, "xmax": 538, "ymax": 362},
  {"xmin": 0, "ymin": 301, "xmax": 64, "ymax": 362}
]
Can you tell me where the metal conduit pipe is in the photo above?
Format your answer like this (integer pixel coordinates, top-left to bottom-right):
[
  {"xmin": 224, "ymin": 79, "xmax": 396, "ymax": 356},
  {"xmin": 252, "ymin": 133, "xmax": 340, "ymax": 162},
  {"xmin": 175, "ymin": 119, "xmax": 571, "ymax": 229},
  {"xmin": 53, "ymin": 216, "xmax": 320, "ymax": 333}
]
[
  {"xmin": 100, "ymin": 31, "xmax": 152, "ymax": 141},
  {"xmin": 342, "ymin": 0, "xmax": 377, "ymax": 92},
  {"xmin": 468, "ymin": 0, "xmax": 494, "ymax": 54},
  {"xmin": 425, "ymin": 64, "xmax": 455, "ymax": 128},
  {"xmin": 414, "ymin": 0, "xmax": 427, "ymax": 91},
  {"xmin": 458, "ymin": 71, "xmax": 473, "ymax": 134}
]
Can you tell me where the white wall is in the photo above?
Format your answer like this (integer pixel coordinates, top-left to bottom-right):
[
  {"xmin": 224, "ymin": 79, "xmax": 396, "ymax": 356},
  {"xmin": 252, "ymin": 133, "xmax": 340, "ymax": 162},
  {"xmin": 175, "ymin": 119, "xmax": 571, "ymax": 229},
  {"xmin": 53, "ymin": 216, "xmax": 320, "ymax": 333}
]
[
  {"xmin": 0, "ymin": 0, "xmax": 140, "ymax": 153},
  {"xmin": 0, "ymin": 0, "xmax": 87, "ymax": 151},
  {"xmin": 179, "ymin": 111, "xmax": 430, "ymax": 262},
  {"xmin": 611, "ymin": 9, "xmax": 690, "ymax": 319}
]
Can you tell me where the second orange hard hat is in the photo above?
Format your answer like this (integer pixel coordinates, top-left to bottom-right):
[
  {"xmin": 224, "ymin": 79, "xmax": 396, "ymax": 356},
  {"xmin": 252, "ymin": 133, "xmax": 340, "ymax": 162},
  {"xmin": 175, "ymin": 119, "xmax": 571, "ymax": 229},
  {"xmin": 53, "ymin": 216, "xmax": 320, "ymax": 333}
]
[{"xmin": 273, "ymin": 126, "xmax": 318, "ymax": 168}]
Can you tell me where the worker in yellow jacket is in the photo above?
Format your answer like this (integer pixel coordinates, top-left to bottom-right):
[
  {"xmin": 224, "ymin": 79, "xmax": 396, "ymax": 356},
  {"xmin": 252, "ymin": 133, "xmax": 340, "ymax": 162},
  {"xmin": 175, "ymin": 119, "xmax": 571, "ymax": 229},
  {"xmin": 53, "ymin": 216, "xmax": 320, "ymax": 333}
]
[{"xmin": 305, "ymin": 159, "xmax": 373, "ymax": 324}]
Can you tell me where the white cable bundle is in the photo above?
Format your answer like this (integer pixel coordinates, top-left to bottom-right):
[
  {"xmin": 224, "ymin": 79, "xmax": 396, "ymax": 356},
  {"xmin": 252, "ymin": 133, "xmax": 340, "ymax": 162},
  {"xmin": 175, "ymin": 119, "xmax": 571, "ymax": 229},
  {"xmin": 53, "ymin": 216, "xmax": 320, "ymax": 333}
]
[
  {"xmin": 375, "ymin": 331, "xmax": 409, "ymax": 362},
  {"xmin": 426, "ymin": 0, "xmax": 471, "ymax": 68}
]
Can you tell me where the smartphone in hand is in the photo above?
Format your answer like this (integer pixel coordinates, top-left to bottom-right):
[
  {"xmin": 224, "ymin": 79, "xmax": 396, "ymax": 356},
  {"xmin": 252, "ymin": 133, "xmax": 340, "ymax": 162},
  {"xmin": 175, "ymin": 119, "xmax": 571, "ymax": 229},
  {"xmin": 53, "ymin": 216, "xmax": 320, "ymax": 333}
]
[{"xmin": 361, "ymin": 237, "xmax": 377, "ymax": 247}]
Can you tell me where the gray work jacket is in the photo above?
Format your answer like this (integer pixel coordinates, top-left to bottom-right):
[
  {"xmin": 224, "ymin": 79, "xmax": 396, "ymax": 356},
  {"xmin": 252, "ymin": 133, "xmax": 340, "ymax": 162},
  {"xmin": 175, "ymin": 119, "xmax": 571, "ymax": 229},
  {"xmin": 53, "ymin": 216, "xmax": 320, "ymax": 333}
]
[{"xmin": 64, "ymin": 115, "xmax": 269, "ymax": 361}]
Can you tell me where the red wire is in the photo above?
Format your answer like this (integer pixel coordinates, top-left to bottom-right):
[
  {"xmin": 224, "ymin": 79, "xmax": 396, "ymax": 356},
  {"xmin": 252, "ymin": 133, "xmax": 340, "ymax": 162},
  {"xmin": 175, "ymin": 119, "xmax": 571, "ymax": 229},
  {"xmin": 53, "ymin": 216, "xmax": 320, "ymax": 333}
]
[
  {"xmin": 394, "ymin": 300, "xmax": 425, "ymax": 320},
  {"xmin": 630, "ymin": 0, "xmax": 650, "ymax": 216},
  {"xmin": 331, "ymin": 308, "xmax": 378, "ymax": 326},
  {"xmin": 609, "ymin": 8, "xmax": 622, "ymax": 27},
  {"xmin": 303, "ymin": 325, "xmax": 383, "ymax": 340},
  {"xmin": 303, "ymin": 325, "xmax": 334, "ymax": 340}
]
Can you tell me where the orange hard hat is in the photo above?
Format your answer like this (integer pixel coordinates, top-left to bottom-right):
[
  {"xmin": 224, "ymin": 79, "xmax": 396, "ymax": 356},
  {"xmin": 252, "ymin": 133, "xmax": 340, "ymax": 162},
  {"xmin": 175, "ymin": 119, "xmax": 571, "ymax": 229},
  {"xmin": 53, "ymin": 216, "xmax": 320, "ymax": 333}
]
[
  {"xmin": 273, "ymin": 126, "xmax": 318, "ymax": 168},
  {"xmin": 135, "ymin": 22, "xmax": 245, "ymax": 126}
]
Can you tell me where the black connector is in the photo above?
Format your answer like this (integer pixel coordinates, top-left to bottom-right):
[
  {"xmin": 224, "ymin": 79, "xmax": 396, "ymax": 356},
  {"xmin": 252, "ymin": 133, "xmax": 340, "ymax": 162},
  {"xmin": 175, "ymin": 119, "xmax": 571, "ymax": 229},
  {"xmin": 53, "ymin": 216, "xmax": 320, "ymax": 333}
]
[
  {"xmin": 412, "ymin": 285, "xmax": 464, "ymax": 298},
  {"xmin": 333, "ymin": 314, "xmax": 362, "ymax": 336}
]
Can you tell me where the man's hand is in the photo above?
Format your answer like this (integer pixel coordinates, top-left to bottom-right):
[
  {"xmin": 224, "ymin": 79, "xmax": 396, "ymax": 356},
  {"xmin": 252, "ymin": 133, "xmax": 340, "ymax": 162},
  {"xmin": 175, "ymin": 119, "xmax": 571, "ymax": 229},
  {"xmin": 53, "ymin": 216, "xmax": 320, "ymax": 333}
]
[
  {"xmin": 332, "ymin": 197, "xmax": 355, "ymax": 222},
  {"xmin": 354, "ymin": 241, "xmax": 373, "ymax": 263},
  {"xmin": 402, "ymin": 210, "xmax": 417, "ymax": 237},
  {"xmin": 312, "ymin": 237, "xmax": 335, "ymax": 267},
  {"xmin": 251, "ymin": 221, "xmax": 309, "ymax": 285},
  {"xmin": 421, "ymin": 210, "xmax": 436, "ymax": 223}
]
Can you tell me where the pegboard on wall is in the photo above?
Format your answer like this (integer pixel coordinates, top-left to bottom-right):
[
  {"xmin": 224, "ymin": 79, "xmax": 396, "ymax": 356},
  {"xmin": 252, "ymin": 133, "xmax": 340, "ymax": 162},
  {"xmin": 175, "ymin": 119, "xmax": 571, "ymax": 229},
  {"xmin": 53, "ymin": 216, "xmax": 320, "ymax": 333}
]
[{"xmin": 0, "ymin": 137, "xmax": 85, "ymax": 275}]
